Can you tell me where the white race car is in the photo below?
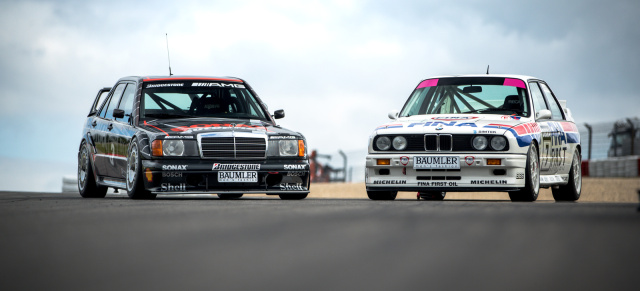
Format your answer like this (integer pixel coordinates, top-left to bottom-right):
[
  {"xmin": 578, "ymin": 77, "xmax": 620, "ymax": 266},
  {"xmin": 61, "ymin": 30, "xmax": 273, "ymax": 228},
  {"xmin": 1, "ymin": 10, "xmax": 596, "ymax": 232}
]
[{"xmin": 365, "ymin": 75, "xmax": 582, "ymax": 202}]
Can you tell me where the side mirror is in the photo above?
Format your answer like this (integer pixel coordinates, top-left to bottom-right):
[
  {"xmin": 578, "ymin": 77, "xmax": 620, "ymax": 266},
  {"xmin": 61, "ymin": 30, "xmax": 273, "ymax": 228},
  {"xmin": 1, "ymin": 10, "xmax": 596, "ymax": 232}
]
[
  {"xmin": 113, "ymin": 109, "xmax": 125, "ymax": 119},
  {"xmin": 274, "ymin": 109, "xmax": 285, "ymax": 119},
  {"xmin": 536, "ymin": 109, "xmax": 552, "ymax": 120},
  {"xmin": 388, "ymin": 110, "xmax": 399, "ymax": 120}
]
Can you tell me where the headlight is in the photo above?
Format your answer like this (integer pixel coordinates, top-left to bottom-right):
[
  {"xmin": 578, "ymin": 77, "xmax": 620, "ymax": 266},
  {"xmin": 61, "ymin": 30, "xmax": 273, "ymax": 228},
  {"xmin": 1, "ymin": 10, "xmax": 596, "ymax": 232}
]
[
  {"xmin": 392, "ymin": 136, "xmax": 407, "ymax": 150},
  {"xmin": 279, "ymin": 140, "xmax": 298, "ymax": 156},
  {"xmin": 163, "ymin": 140, "xmax": 185, "ymax": 156},
  {"xmin": 490, "ymin": 136, "xmax": 507, "ymax": 151},
  {"xmin": 376, "ymin": 136, "xmax": 391, "ymax": 151},
  {"xmin": 472, "ymin": 136, "xmax": 488, "ymax": 150}
]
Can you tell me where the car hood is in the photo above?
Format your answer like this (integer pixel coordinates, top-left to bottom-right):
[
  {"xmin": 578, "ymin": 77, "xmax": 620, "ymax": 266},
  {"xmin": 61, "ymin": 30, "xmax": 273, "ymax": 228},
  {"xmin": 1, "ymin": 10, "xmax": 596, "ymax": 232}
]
[
  {"xmin": 374, "ymin": 114, "xmax": 534, "ymax": 135},
  {"xmin": 140, "ymin": 118, "xmax": 302, "ymax": 138}
]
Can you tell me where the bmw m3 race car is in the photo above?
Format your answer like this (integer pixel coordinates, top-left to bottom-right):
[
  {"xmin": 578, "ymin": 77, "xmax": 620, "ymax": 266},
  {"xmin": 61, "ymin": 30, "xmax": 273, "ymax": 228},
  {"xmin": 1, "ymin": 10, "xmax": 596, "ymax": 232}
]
[
  {"xmin": 365, "ymin": 75, "xmax": 582, "ymax": 202},
  {"xmin": 77, "ymin": 76, "xmax": 310, "ymax": 200}
]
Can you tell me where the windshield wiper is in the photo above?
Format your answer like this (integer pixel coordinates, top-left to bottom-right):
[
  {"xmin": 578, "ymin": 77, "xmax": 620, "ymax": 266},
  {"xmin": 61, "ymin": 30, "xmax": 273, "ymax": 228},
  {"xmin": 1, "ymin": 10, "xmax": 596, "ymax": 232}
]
[{"xmin": 464, "ymin": 108, "xmax": 523, "ymax": 115}]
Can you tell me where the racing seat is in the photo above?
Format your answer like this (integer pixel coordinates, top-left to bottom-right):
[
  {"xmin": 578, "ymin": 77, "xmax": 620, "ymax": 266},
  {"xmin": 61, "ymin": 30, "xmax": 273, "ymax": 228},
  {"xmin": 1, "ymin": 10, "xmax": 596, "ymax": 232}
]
[{"xmin": 502, "ymin": 95, "xmax": 523, "ymax": 112}]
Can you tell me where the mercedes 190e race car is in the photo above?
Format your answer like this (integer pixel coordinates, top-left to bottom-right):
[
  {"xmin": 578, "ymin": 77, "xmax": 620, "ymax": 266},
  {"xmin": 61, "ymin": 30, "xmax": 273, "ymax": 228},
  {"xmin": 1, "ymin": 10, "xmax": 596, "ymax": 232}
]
[
  {"xmin": 365, "ymin": 75, "xmax": 582, "ymax": 202},
  {"xmin": 78, "ymin": 76, "xmax": 310, "ymax": 199}
]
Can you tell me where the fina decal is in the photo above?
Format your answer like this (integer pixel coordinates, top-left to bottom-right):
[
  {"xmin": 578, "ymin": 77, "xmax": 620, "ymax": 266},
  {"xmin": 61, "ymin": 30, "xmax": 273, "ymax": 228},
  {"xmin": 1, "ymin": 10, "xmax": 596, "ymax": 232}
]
[
  {"xmin": 212, "ymin": 164, "xmax": 260, "ymax": 171},
  {"xmin": 418, "ymin": 181, "xmax": 458, "ymax": 187},
  {"xmin": 465, "ymin": 156, "xmax": 475, "ymax": 166},
  {"xmin": 400, "ymin": 156, "xmax": 409, "ymax": 166}
]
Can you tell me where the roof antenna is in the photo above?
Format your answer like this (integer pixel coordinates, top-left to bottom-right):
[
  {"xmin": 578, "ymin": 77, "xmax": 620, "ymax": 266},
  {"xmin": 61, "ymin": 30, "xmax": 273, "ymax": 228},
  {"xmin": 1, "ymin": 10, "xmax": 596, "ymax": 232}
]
[
  {"xmin": 486, "ymin": 65, "xmax": 490, "ymax": 75},
  {"xmin": 165, "ymin": 33, "xmax": 173, "ymax": 76}
]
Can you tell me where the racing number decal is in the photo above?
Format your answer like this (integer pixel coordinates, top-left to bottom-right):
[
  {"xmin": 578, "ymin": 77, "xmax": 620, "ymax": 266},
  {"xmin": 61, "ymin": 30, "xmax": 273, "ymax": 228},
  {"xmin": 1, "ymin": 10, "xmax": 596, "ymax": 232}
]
[{"xmin": 541, "ymin": 122, "xmax": 568, "ymax": 173}]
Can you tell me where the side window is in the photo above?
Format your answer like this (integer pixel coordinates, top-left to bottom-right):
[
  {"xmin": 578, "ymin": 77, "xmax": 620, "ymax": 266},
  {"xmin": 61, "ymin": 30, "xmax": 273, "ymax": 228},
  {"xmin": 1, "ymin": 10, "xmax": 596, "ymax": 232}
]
[
  {"xmin": 539, "ymin": 83, "xmax": 564, "ymax": 120},
  {"xmin": 91, "ymin": 90, "xmax": 110, "ymax": 115},
  {"xmin": 101, "ymin": 83, "xmax": 127, "ymax": 120},
  {"xmin": 116, "ymin": 83, "xmax": 137, "ymax": 122},
  {"xmin": 528, "ymin": 82, "xmax": 548, "ymax": 113}
]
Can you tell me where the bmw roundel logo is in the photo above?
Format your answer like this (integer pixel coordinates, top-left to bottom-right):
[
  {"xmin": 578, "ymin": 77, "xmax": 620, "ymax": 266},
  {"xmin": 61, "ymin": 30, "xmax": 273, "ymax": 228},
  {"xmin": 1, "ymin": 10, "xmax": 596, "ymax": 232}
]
[{"xmin": 435, "ymin": 125, "xmax": 444, "ymax": 130}]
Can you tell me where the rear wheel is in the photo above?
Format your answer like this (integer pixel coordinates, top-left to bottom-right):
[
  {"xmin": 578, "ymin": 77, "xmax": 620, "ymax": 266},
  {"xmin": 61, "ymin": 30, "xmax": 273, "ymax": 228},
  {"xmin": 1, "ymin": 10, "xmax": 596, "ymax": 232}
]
[
  {"xmin": 126, "ymin": 139, "xmax": 156, "ymax": 200},
  {"xmin": 418, "ymin": 191, "xmax": 446, "ymax": 200},
  {"xmin": 278, "ymin": 194, "xmax": 308, "ymax": 200},
  {"xmin": 218, "ymin": 194, "xmax": 243, "ymax": 199},
  {"xmin": 367, "ymin": 191, "xmax": 397, "ymax": 200},
  {"xmin": 552, "ymin": 150, "xmax": 582, "ymax": 201},
  {"xmin": 77, "ymin": 141, "xmax": 107, "ymax": 198},
  {"xmin": 509, "ymin": 144, "xmax": 540, "ymax": 202}
]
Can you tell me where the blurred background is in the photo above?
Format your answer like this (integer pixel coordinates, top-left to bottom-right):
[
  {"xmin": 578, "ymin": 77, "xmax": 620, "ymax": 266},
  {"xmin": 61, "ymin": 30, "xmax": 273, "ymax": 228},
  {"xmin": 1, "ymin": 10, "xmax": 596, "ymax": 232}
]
[{"xmin": 0, "ymin": 0, "xmax": 638, "ymax": 192}]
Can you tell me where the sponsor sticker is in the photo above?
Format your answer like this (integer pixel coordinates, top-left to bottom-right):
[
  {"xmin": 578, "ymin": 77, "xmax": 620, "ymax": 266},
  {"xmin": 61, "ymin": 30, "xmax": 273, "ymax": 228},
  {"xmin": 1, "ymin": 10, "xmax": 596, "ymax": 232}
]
[
  {"xmin": 400, "ymin": 156, "xmax": 409, "ymax": 166},
  {"xmin": 470, "ymin": 180, "xmax": 508, "ymax": 185},
  {"xmin": 418, "ymin": 181, "xmax": 458, "ymax": 187},
  {"xmin": 164, "ymin": 136, "xmax": 194, "ymax": 139},
  {"xmin": 212, "ymin": 163, "xmax": 260, "ymax": 171},
  {"xmin": 218, "ymin": 171, "xmax": 258, "ymax": 183},
  {"xmin": 160, "ymin": 183, "xmax": 187, "ymax": 191},
  {"xmin": 287, "ymin": 171, "xmax": 306, "ymax": 177},
  {"xmin": 284, "ymin": 164, "xmax": 306, "ymax": 170},
  {"xmin": 147, "ymin": 83, "xmax": 184, "ymax": 88},
  {"xmin": 162, "ymin": 172, "xmax": 183, "ymax": 178},
  {"xmin": 414, "ymin": 156, "xmax": 460, "ymax": 169},
  {"xmin": 465, "ymin": 156, "xmax": 475, "ymax": 166},
  {"xmin": 373, "ymin": 180, "xmax": 407, "ymax": 185},
  {"xmin": 191, "ymin": 82, "xmax": 245, "ymax": 88},
  {"xmin": 279, "ymin": 183, "xmax": 307, "ymax": 191},
  {"xmin": 270, "ymin": 135, "xmax": 298, "ymax": 140},
  {"xmin": 162, "ymin": 165, "xmax": 187, "ymax": 170}
]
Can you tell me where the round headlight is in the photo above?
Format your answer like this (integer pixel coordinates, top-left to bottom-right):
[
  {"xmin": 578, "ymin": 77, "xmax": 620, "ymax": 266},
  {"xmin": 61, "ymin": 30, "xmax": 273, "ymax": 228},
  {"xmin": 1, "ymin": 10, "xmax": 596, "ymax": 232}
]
[
  {"xmin": 490, "ymin": 136, "xmax": 507, "ymax": 151},
  {"xmin": 163, "ymin": 140, "xmax": 185, "ymax": 156},
  {"xmin": 376, "ymin": 136, "xmax": 391, "ymax": 151},
  {"xmin": 279, "ymin": 140, "xmax": 298, "ymax": 156},
  {"xmin": 472, "ymin": 136, "xmax": 488, "ymax": 151},
  {"xmin": 392, "ymin": 136, "xmax": 407, "ymax": 150}
]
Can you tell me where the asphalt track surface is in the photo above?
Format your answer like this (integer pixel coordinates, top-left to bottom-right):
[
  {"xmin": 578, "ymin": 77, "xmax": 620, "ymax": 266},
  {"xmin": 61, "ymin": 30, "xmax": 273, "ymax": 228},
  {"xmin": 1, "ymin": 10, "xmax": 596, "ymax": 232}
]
[{"xmin": 1, "ymin": 192, "xmax": 639, "ymax": 291}]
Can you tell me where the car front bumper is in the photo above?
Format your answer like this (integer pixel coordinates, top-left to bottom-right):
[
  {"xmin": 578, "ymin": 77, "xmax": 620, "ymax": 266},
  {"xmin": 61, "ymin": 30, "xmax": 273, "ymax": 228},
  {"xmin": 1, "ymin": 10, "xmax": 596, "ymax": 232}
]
[
  {"xmin": 365, "ymin": 153, "xmax": 527, "ymax": 192},
  {"xmin": 141, "ymin": 159, "xmax": 310, "ymax": 195}
]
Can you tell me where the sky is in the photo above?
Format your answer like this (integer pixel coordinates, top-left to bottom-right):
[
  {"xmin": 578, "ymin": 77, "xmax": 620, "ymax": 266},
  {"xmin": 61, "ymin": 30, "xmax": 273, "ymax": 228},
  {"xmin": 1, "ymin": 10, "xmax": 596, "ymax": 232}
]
[{"xmin": 1, "ymin": 0, "xmax": 639, "ymax": 191}]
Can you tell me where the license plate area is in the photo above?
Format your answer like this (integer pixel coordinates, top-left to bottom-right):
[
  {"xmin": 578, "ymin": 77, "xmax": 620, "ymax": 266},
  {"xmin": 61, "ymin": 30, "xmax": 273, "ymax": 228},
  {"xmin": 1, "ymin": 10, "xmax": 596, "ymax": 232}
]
[
  {"xmin": 414, "ymin": 156, "xmax": 460, "ymax": 170},
  {"xmin": 217, "ymin": 171, "xmax": 258, "ymax": 183}
]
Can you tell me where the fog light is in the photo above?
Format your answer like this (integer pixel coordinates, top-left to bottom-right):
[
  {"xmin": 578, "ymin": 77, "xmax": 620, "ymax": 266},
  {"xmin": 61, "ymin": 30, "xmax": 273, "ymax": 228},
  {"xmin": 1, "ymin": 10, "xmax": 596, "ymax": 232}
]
[
  {"xmin": 377, "ymin": 159, "xmax": 391, "ymax": 165},
  {"xmin": 487, "ymin": 159, "xmax": 501, "ymax": 165}
]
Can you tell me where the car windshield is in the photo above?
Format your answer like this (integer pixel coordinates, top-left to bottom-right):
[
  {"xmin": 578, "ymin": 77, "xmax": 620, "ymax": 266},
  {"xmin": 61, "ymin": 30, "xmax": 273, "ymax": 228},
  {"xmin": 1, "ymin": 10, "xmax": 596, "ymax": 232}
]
[
  {"xmin": 400, "ymin": 77, "xmax": 531, "ymax": 117},
  {"xmin": 140, "ymin": 81, "xmax": 270, "ymax": 121}
]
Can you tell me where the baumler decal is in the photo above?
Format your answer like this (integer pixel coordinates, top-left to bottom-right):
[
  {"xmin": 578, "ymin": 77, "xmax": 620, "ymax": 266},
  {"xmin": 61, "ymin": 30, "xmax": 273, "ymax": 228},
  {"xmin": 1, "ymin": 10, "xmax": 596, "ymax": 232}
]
[{"xmin": 212, "ymin": 164, "xmax": 260, "ymax": 171}]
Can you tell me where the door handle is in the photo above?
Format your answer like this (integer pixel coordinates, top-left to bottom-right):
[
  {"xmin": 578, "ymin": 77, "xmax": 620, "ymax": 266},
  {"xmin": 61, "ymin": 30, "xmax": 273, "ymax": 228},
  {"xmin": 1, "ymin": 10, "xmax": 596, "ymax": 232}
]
[
  {"xmin": 91, "ymin": 120, "xmax": 97, "ymax": 127},
  {"xmin": 108, "ymin": 124, "xmax": 113, "ymax": 131}
]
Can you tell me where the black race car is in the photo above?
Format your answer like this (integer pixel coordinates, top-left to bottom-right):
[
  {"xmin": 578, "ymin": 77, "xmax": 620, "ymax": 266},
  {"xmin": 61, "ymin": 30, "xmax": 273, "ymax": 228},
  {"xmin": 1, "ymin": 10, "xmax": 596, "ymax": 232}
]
[{"xmin": 77, "ymin": 76, "xmax": 310, "ymax": 199}]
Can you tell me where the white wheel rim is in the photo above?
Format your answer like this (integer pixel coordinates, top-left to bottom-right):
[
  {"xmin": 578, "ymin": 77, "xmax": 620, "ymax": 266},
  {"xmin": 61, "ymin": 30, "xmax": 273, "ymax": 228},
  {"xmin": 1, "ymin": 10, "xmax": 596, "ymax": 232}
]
[
  {"xmin": 127, "ymin": 143, "xmax": 138, "ymax": 190},
  {"xmin": 78, "ymin": 144, "xmax": 88, "ymax": 191},
  {"xmin": 530, "ymin": 147, "xmax": 540, "ymax": 194},
  {"xmin": 573, "ymin": 151, "xmax": 582, "ymax": 192}
]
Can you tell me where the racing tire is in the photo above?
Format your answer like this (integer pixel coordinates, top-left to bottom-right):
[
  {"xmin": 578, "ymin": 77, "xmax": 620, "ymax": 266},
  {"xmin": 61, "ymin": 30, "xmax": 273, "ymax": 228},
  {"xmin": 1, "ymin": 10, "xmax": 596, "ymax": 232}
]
[
  {"xmin": 218, "ymin": 194, "xmax": 243, "ymax": 199},
  {"xmin": 278, "ymin": 194, "xmax": 308, "ymax": 200},
  {"xmin": 77, "ymin": 140, "xmax": 108, "ymax": 198},
  {"xmin": 367, "ymin": 191, "xmax": 397, "ymax": 200},
  {"xmin": 126, "ymin": 139, "xmax": 156, "ymax": 200},
  {"xmin": 552, "ymin": 150, "xmax": 582, "ymax": 201},
  {"xmin": 509, "ymin": 144, "xmax": 540, "ymax": 202},
  {"xmin": 418, "ymin": 191, "xmax": 446, "ymax": 200}
]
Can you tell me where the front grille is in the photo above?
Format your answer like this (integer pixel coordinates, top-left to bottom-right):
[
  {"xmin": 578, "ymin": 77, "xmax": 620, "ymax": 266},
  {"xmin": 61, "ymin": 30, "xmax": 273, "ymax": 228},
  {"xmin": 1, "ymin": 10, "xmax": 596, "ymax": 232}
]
[
  {"xmin": 200, "ymin": 136, "xmax": 266, "ymax": 159},
  {"xmin": 374, "ymin": 134, "xmax": 508, "ymax": 152}
]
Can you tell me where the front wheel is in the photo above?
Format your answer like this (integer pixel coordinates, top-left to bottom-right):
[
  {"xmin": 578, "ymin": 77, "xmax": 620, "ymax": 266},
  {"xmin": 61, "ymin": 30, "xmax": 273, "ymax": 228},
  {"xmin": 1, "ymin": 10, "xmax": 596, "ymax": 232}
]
[
  {"xmin": 126, "ymin": 139, "xmax": 156, "ymax": 200},
  {"xmin": 509, "ymin": 144, "xmax": 540, "ymax": 202},
  {"xmin": 418, "ymin": 191, "xmax": 446, "ymax": 200},
  {"xmin": 367, "ymin": 191, "xmax": 397, "ymax": 200},
  {"xmin": 552, "ymin": 150, "xmax": 582, "ymax": 201},
  {"xmin": 77, "ymin": 141, "xmax": 107, "ymax": 198},
  {"xmin": 278, "ymin": 193, "xmax": 308, "ymax": 200}
]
